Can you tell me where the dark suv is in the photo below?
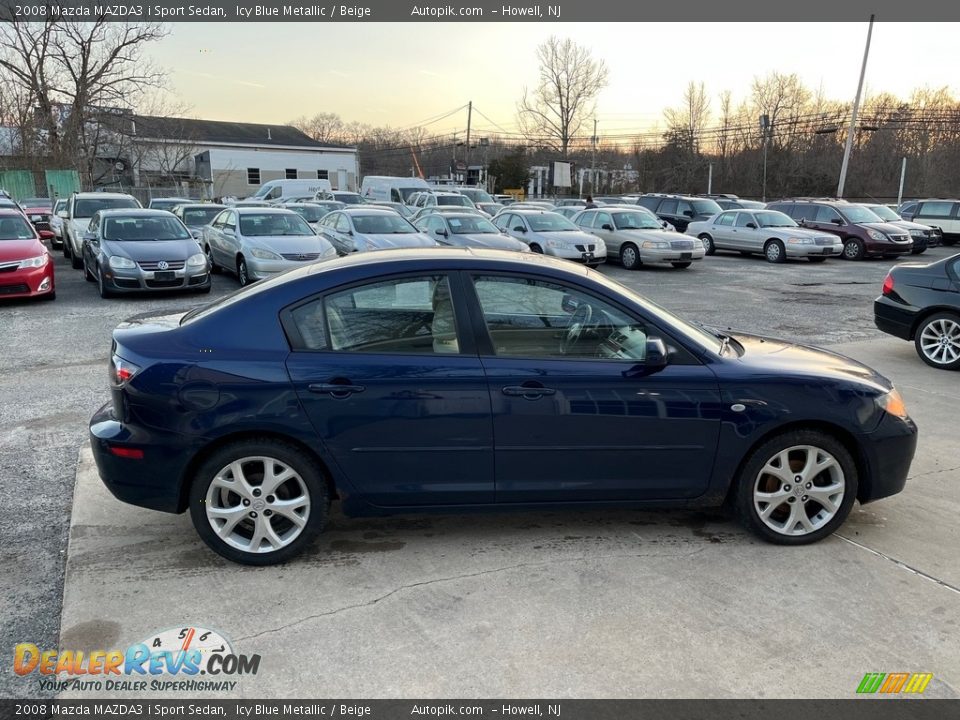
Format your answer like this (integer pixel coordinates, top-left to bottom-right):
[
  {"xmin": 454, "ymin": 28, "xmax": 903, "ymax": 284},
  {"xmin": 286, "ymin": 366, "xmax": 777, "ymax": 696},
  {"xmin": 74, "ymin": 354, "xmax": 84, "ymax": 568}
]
[
  {"xmin": 636, "ymin": 194, "xmax": 722, "ymax": 232},
  {"xmin": 766, "ymin": 199, "xmax": 912, "ymax": 260}
]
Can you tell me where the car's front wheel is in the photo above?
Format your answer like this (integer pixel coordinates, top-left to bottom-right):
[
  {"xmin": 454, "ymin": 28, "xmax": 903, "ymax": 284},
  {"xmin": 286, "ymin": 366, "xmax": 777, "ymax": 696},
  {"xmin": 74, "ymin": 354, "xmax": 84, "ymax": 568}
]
[
  {"xmin": 698, "ymin": 234, "xmax": 715, "ymax": 255},
  {"xmin": 735, "ymin": 430, "xmax": 857, "ymax": 545},
  {"xmin": 620, "ymin": 243, "xmax": 641, "ymax": 270},
  {"xmin": 237, "ymin": 255, "xmax": 250, "ymax": 286},
  {"xmin": 914, "ymin": 312, "xmax": 960, "ymax": 370},
  {"xmin": 842, "ymin": 238, "xmax": 865, "ymax": 260},
  {"xmin": 189, "ymin": 439, "xmax": 330, "ymax": 565}
]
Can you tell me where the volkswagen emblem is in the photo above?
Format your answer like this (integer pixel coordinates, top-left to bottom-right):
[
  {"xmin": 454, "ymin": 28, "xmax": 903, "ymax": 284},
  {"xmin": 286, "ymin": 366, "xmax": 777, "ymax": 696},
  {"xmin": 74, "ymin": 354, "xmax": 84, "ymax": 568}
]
[{"xmin": 157, "ymin": 261, "xmax": 169, "ymax": 270}]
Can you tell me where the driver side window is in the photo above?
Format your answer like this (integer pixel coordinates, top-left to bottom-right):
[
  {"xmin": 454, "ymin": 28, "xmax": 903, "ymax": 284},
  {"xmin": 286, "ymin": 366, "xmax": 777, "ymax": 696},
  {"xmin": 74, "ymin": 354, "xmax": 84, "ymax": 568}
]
[{"xmin": 471, "ymin": 275, "xmax": 648, "ymax": 360}]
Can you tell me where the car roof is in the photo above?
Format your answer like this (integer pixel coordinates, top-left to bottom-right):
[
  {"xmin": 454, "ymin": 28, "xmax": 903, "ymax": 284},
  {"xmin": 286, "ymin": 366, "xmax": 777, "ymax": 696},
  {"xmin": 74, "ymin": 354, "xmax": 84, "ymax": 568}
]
[
  {"xmin": 96, "ymin": 208, "xmax": 176, "ymax": 217},
  {"xmin": 0, "ymin": 208, "xmax": 27, "ymax": 217},
  {"xmin": 234, "ymin": 206, "xmax": 298, "ymax": 215},
  {"xmin": 342, "ymin": 207, "xmax": 401, "ymax": 215},
  {"xmin": 73, "ymin": 192, "xmax": 136, "ymax": 199},
  {"xmin": 178, "ymin": 203, "xmax": 226, "ymax": 210},
  {"xmin": 508, "ymin": 209, "xmax": 558, "ymax": 215}
]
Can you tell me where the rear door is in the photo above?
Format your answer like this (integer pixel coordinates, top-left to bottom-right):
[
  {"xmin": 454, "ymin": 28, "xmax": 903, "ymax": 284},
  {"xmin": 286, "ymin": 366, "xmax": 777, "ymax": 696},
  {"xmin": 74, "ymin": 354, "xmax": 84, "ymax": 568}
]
[{"xmin": 285, "ymin": 272, "xmax": 494, "ymax": 506}]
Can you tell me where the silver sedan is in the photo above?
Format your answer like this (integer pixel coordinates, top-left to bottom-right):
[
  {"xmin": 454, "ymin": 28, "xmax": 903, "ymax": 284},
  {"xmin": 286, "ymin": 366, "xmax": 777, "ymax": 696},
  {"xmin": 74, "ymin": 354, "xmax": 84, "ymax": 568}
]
[
  {"xmin": 574, "ymin": 208, "xmax": 704, "ymax": 269},
  {"xmin": 316, "ymin": 207, "xmax": 437, "ymax": 255},
  {"xmin": 687, "ymin": 210, "xmax": 842, "ymax": 263},
  {"xmin": 492, "ymin": 209, "xmax": 605, "ymax": 267}
]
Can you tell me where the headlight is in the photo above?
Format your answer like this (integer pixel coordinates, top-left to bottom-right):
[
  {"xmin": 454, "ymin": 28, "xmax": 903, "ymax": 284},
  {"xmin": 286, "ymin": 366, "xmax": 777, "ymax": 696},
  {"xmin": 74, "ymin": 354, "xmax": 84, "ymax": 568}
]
[
  {"xmin": 867, "ymin": 229, "xmax": 886, "ymax": 241},
  {"xmin": 876, "ymin": 388, "xmax": 909, "ymax": 420},
  {"xmin": 186, "ymin": 253, "xmax": 207, "ymax": 267},
  {"xmin": 108, "ymin": 256, "xmax": 136, "ymax": 269},
  {"xmin": 786, "ymin": 237, "xmax": 813, "ymax": 244},
  {"xmin": 18, "ymin": 254, "xmax": 48, "ymax": 269},
  {"xmin": 594, "ymin": 238, "xmax": 606, "ymax": 252},
  {"xmin": 250, "ymin": 247, "xmax": 281, "ymax": 260},
  {"xmin": 641, "ymin": 240, "xmax": 670, "ymax": 249},
  {"xmin": 909, "ymin": 230, "xmax": 925, "ymax": 238}
]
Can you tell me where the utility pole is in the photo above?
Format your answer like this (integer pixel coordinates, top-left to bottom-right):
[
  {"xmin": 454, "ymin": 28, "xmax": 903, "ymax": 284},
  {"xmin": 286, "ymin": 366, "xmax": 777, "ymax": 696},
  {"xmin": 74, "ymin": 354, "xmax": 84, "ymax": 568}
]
[
  {"xmin": 897, "ymin": 157, "xmax": 907, "ymax": 207},
  {"xmin": 760, "ymin": 114, "xmax": 770, "ymax": 203},
  {"xmin": 837, "ymin": 14, "xmax": 875, "ymax": 198},
  {"xmin": 590, "ymin": 117, "xmax": 597, "ymax": 197},
  {"xmin": 707, "ymin": 162, "xmax": 713, "ymax": 195},
  {"xmin": 464, "ymin": 101, "xmax": 472, "ymax": 184}
]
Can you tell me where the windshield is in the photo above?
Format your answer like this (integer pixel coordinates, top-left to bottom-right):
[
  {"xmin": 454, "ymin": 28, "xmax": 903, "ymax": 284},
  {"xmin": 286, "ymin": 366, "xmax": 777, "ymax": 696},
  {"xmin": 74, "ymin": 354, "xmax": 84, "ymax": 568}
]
[
  {"xmin": 448, "ymin": 216, "xmax": 498, "ymax": 234},
  {"xmin": 842, "ymin": 205, "xmax": 883, "ymax": 223},
  {"xmin": 239, "ymin": 213, "xmax": 314, "ymax": 236},
  {"xmin": 527, "ymin": 213, "xmax": 579, "ymax": 232},
  {"xmin": 103, "ymin": 215, "xmax": 191, "ymax": 241},
  {"xmin": 460, "ymin": 188, "xmax": 494, "ymax": 204},
  {"xmin": 22, "ymin": 198, "xmax": 51, "ymax": 208},
  {"xmin": 437, "ymin": 195, "xmax": 473, "ymax": 207},
  {"xmin": 613, "ymin": 211, "xmax": 662, "ymax": 230},
  {"xmin": 74, "ymin": 197, "xmax": 139, "ymax": 218},
  {"xmin": 0, "ymin": 215, "xmax": 36, "ymax": 240},
  {"xmin": 151, "ymin": 199, "xmax": 186, "ymax": 209},
  {"xmin": 353, "ymin": 213, "xmax": 417, "ymax": 234},
  {"xmin": 289, "ymin": 205, "xmax": 326, "ymax": 223},
  {"xmin": 692, "ymin": 199, "xmax": 722, "ymax": 215},
  {"xmin": 398, "ymin": 188, "xmax": 425, "ymax": 202},
  {"xmin": 865, "ymin": 205, "xmax": 900, "ymax": 222},
  {"xmin": 334, "ymin": 193, "xmax": 365, "ymax": 205},
  {"xmin": 54, "ymin": 200, "xmax": 66, "ymax": 213},
  {"xmin": 755, "ymin": 211, "xmax": 797, "ymax": 228},
  {"xmin": 182, "ymin": 207, "xmax": 223, "ymax": 226}
]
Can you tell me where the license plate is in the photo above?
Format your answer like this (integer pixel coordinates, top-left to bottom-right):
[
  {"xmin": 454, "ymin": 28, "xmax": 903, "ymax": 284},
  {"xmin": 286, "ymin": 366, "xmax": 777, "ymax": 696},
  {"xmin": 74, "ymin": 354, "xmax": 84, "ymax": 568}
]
[
  {"xmin": 680, "ymin": 252, "xmax": 692, "ymax": 260},
  {"xmin": 582, "ymin": 253, "xmax": 594, "ymax": 262},
  {"xmin": 154, "ymin": 271, "xmax": 175, "ymax": 280},
  {"xmin": 822, "ymin": 248, "xmax": 834, "ymax": 255}
]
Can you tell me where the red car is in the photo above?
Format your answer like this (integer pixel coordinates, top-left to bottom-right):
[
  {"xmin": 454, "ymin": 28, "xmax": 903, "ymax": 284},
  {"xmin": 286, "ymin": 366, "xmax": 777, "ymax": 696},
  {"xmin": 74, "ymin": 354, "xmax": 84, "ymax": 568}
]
[
  {"xmin": 20, "ymin": 202, "xmax": 57, "ymax": 244},
  {"xmin": 0, "ymin": 209, "xmax": 55, "ymax": 300}
]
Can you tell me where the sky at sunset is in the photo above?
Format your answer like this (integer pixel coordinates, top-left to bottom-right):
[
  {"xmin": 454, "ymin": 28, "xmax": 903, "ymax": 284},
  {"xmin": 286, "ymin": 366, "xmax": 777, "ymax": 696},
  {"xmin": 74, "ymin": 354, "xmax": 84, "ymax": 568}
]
[{"xmin": 147, "ymin": 22, "xmax": 960, "ymax": 137}]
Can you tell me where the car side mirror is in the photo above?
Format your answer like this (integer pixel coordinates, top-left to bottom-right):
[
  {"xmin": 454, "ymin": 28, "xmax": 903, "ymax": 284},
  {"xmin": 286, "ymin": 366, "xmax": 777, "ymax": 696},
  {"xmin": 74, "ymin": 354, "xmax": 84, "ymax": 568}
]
[
  {"xmin": 601, "ymin": 223, "xmax": 614, "ymax": 231},
  {"xmin": 832, "ymin": 218, "xmax": 844, "ymax": 225},
  {"xmin": 683, "ymin": 210, "xmax": 694, "ymax": 217},
  {"xmin": 437, "ymin": 229, "xmax": 448, "ymax": 237},
  {"xmin": 746, "ymin": 222, "xmax": 757, "ymax": 229},
  {"xmin": 513, "ymin": 226, "xmax": 525, "ymax": 233},
  {"xmin": 645, "ymin": 337, "xmax": 668, "ymax": 367}
]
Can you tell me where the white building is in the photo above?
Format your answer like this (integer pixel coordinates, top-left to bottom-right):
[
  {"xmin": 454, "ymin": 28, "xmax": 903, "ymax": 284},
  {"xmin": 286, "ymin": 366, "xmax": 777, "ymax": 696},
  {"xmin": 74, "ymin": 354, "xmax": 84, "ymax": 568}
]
[{"xmin": 124, "ymin": 115, "xmax": 359, "ymax": 198}]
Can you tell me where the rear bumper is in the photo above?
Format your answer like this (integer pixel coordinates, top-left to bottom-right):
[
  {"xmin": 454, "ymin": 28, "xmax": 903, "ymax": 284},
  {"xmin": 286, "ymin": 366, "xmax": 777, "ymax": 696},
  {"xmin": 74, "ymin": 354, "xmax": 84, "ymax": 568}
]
[
  {"xmin": 858, "ymin": 413, "xmax": 918, "ymax": 503},
  {"xmin": 874, "ymin": 296, "xmax": 917, "ymax": 340},
  {"xmin": 89, "ymin": 403, "xmax": 193, "ymax": 514}
]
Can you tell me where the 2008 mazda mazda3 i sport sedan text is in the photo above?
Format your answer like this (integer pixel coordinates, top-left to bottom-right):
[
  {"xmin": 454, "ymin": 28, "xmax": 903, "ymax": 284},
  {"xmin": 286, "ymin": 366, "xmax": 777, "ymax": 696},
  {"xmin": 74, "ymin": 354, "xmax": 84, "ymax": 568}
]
[{"xmin": 89, "ymin": 249, "xmax": 918, "ymax": 565}]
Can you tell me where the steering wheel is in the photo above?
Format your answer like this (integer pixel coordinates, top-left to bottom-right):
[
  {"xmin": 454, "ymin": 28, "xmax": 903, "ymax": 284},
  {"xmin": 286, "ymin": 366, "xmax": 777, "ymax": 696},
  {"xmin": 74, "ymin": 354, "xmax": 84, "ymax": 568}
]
[{"xmin": 561, "ymin": 303, "xmax": 593, "ymax": 354}]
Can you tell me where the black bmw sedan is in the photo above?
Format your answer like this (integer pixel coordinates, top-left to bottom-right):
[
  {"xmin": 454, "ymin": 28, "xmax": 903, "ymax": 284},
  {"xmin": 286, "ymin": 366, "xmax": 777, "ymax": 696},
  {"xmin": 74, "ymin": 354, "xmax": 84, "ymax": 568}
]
[{"xmin": 90, "ymin": 249, "xmax": 918, "ymax": 564}]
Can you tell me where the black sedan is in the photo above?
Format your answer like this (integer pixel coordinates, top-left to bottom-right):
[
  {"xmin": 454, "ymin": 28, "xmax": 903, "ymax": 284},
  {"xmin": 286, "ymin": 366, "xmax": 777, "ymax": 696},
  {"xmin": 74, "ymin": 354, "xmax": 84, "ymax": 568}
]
[
  {"xmin": 90, "ymin": 249, "xmax": 917, "ymax": 564},
  {"xmin": 81, "ymin": 209, "xmax": 211, "ymax": 298},
  {"xmin": 874, "ymin": 253, "xmax": 960, "ymax": 370}
]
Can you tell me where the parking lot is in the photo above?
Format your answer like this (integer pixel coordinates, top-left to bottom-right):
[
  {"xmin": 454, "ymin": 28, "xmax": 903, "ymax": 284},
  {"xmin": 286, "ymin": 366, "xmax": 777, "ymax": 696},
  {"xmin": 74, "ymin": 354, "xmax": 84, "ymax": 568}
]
[{"xmin": 2, "ymin": 246, "xmax": 959, "ymax": 699}]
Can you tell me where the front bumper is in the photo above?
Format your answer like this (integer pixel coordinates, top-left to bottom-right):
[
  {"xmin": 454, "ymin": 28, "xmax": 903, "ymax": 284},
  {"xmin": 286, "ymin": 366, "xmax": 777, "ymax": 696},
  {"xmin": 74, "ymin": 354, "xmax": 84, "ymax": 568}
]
[
  {"xmin": 858, "ymin": 412, "xmax": 918, "ymax": 503},
  {"xmin": 545, "ymin": 245, "xmax": 607, "ymax": 265},
  {"xmin": 0, "ymin": 264, "xmax": 55, "ymax": 299},
  {"xmin": 89, "ymin": 402, "xmax": 193, "ymax": 514},
  {"xmin": 103, "ymin": 264, "xmax": 211, "ymax": 292},
  {"xmin": 865, "ymin": 239, "xmax": 913, "ymax": 255},
  {"xmin": 247, "ymin": 256, "xmax": 318, "ymax": 280},
  {"xmin": 787, "ymin": 243, "xmax": 843, "ymax": 258},
  {"xmin": 639, "ymin": 246, "xmax": 706, "ymax": 264}
]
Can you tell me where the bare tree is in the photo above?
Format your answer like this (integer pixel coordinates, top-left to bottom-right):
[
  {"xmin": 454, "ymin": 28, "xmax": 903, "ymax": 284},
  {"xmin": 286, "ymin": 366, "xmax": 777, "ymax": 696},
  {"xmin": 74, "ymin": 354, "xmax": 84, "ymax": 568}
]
[
  {"xmin": 290, "ymin": 112, "xmax": 345, "ymax": 144},
  {"xmin": 516, "ymin": 36, "xmax": 608, "ymax": 156},
  {"xmin": 0, "ymin": 15, "xmax": 168, "ymax": 176},
  {"xmin": 664, "ymin": 81, "xmax": 711, "ymax": 155}
]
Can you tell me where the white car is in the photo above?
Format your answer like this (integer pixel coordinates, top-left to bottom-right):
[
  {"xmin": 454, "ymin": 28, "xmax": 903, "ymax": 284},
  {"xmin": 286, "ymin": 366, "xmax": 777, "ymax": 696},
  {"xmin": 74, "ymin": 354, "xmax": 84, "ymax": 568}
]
[
  {"xmin": 50, "ymin": 199, "xmax": 67, "ymax": 248},
  {"xmin": 316, "ymin": 207, "xmax": 437, "ymax": 255},
  {"xmin": 60, "ymin": 192, "xmax": 141, "ymax": 269},
  {"xmin": 492, "ymin": 209, "xmax": 605, "ymax": 267}
]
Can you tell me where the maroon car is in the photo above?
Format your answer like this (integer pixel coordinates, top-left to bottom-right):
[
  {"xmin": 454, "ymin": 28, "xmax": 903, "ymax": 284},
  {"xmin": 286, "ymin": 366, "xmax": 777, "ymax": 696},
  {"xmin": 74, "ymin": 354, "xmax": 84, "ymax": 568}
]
[{"xmin": 766, "ymin": 199, "xmax": 913, "ymax": 260}]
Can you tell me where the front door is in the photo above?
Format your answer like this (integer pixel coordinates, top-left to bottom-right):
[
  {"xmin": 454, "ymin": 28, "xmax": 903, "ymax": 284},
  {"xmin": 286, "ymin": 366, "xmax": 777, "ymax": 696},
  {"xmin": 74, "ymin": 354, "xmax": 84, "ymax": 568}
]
[
  {"xmin": 465, "ymin": 273, "xmax": 722, "ymax": 503},
  {"xmin": 285, "ymin": 273, "xmax": 494, "ymax": 507}
]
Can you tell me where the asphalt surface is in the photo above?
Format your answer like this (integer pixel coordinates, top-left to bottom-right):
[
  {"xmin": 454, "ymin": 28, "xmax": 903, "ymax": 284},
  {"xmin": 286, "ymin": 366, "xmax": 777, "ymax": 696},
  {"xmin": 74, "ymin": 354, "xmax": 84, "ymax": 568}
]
[{"xmin": 1, "ymin": 242, "xmax": 957, "ymax": 699}]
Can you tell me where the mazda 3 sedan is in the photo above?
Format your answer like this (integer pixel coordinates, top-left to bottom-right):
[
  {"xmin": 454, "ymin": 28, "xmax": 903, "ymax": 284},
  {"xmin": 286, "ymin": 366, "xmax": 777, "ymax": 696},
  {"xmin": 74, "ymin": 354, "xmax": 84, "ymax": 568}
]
[{"xmin": 89, "ymin": 249, "xmax": 918, "ymax": 565}]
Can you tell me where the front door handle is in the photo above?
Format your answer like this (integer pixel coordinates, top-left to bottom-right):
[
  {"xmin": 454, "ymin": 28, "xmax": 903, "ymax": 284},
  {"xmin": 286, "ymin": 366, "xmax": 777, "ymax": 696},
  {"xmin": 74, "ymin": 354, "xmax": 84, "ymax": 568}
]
[
  {"xmin": 502, "ymin": 384, "xmax": 556, "ymax": 400},
  {"xmin": 309, "ymin": 382, "xmax": 366, "ymax": 398}
]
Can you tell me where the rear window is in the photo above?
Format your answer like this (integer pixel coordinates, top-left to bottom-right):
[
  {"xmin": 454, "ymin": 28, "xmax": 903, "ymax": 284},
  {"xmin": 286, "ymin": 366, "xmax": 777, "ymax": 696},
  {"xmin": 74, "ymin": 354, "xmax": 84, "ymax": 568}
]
[
  {"xmin": 918, "ymin": 201, "xmax": 957, "ymax": 219},
  {"xmin": 437, "ymin": 195, "xmax": 474, "ymax": 207},
  {"xmin": 182, "ymin": 207, "xmax": 223, "ymax": 226},
  {"xmin": 74, "ymin": 197, "xmax": 139, "ymax": 218}
]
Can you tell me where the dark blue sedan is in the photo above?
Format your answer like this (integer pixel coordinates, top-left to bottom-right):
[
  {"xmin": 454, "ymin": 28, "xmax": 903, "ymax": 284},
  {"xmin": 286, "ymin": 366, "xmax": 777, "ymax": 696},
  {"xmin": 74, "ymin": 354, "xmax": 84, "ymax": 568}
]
[{"xmin": 89, "ymin": 249, "xmax": 918, "ymax": 564}]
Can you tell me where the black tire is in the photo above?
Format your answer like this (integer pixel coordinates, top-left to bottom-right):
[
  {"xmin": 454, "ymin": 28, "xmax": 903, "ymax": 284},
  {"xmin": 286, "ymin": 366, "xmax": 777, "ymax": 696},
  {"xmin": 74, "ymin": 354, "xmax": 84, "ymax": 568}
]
[
  {"xmin": 196, "ymin": 284, "xmax": 212, "ymax": 294},
  {"xmin": 913, "ymin": 312, "xmax": 960, "ymax": 370},
  {"xmin": 70, "ymin": 248, "xmax": 82, "ymax": 269},
  {"xmin": 529, "ymin": 243, "xmax": 543, "ymax": 254},
  {"xmin": 188, "ymin": 438, "xmax": 330, "ymax": 565},
  {"xmin": 698, "ymin": 234, "xmax": 715, "ymax": 256},
  {"xmin": 911, "ymin": 247, "xmax": 927, "ymax": 255},
  {"xmin": 97, "ymin": 265, "xmax": 113, "ymax": 299},
  {"xmin": 671, "ymin": 261, "xmax": 692, "ymax": 269},
  {"xmin": 620, "ymin": 243, "xmax": 641, "ymax": 270},
  {"xmin": 237, "ymin": 255, "xmax": 250, "ymax": 286},
  {"xmin": 807, "ymin": 256, "xmax": 827, "ymax": 263},
  {"xmin": 62, "ymin": 236, "xmax": 72, "ymax": 259},
  {"xmin": 842, "ymin": 238, "xmax": 865, "ymax": 261},
  {"xmin": 83, "ymin": 257, "xmax": 95, "ymax": 282},
  {"xmin": 735, "ymin": 429, "xmax": 858, "ymax": 545},
  {"xmin": 206, "ymin": 245, "xmax": 222, "ymax": 273},
  {"xmin": 764, "ymin": 239, "xmax": 786, "ymax": 264}
]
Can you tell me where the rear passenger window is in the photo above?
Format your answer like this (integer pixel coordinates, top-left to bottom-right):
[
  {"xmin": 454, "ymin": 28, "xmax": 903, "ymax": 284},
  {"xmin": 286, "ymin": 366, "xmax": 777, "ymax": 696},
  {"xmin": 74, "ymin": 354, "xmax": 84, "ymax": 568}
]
[
  {"xmin": 577, "ymin": 211, "xmax": 596, "ymax": 228},
  {"xmin": 636, "ymin": 197, "xmax": 660, "ymax": 211},
  {"xmin": 918, "ymin": 201, "xmax": 956, "ymax": 219},
  {"xmin": 659, "ymin": 200, "xmax": 678, "ymax": 215},
  {"xmin": 815, "ymin": 206, "xmax": 843, "ymax": 223},
  {"xmin": 791, "ymin": 205, "xmax": 818, "ymax": 222},
  {"xmin": 715, "ymin": 213, "xmax": 734, "ymax": 226}
]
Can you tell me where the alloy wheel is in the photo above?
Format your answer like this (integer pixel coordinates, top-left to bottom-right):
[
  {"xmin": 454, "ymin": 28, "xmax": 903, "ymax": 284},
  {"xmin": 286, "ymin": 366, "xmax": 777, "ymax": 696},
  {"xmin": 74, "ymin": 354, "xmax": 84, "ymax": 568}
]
[
  {"xmin": 752, "ymin": 445, "xmax": 845, "ymax": 537},
  {"xmin": 919, "ymin": 317, "xmax": 960, "ymax": 366},
  {"xmin": 205, "ymin": 456, "xmax": 311, "ymax": 554}
]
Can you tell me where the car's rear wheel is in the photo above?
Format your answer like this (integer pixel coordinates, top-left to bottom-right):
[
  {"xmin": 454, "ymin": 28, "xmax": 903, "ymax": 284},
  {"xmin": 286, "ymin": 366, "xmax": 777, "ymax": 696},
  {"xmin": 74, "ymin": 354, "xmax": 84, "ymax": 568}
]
[
  {"xmin": 96, "ymin": 265, "xmax": 113, "ymax": 299},
  {"xmin": 914, "ymin": 312, "xmax": 960, "ymax": 370},
  {"xmin": 83, "ymin": 256, "xmax": 95, "ymax": 282},
  {"xmin": 237, "ymin": 255, "xmax": 250, "ymax": 286},
  {"xmin": 620, "ymin": 243, "xmax": 641, "ymax": 270},
  {"xmin": 529, "ymin": 243, "xmax": 543, "ymax": 254},
  {"xmin": 735, "ymin": 430, "xmax": 857, "ymax": 545},
  {"xmin": 842, "ymin": 239, "xmax": 865, "ymax": 260},
  {"xmin": 764, "ymin": 239, "xmax": 786, "ymax": 264},
  {"xmin": 671, "ymin": 261, "xmax": 692, "ymax": 269},
  {"xmin": 698, "ymin": 234, "xmax": 715, "ymax": 255},
  {"xmin": 188, "ymin": 439, "xmax": 329, "ymax": 565}
]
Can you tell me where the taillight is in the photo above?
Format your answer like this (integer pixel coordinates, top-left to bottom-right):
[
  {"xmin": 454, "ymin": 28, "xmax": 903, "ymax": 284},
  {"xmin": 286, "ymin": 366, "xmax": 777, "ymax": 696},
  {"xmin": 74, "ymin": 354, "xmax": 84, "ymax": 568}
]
[
  {"xmin": 110, "ymin": 355, "xmax": 141, "ymax": 385},
  {"xmin": 882, "ymin": 273, "xmax": 895, "ymax": 296},
  {"xmin": 108, "ymin": 446, "xmax": 144, "ymax": 460}
]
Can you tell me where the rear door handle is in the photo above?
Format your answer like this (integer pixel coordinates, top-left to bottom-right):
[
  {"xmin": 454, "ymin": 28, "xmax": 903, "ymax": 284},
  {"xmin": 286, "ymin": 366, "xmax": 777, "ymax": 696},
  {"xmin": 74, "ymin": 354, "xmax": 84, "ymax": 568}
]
[
  {"xmin": 309, "ymin": 382, "xmax": 366, "ymax": 398},
  {"xmin": 502, "ymin": 385, "xmax": 556, "ymax": 400}
]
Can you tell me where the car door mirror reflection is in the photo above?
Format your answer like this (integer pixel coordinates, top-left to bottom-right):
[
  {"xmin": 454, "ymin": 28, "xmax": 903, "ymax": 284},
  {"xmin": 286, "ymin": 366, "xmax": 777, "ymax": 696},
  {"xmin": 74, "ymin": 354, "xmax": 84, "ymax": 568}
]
[{"xmin": 645, "ymin": 337, "xmax": 669, "ymax": 368}]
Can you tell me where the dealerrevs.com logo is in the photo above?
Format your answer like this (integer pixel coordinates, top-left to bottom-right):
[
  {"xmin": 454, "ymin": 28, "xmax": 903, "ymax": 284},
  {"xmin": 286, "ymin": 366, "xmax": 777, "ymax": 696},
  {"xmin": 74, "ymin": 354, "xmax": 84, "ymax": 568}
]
[
  {"xmin": 14, "ymin": 626, "xmax": 260, "ymax": 693},
  {"xmin": 856, "ymin": 672, "xmax": 933, "ymax": 694}
]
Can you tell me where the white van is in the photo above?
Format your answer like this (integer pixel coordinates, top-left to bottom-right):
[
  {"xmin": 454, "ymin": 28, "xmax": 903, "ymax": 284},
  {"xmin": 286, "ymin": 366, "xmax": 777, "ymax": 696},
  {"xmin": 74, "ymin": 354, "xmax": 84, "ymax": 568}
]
[
  {"xmin": 360, "ymin": 176, "xmax": 431, "ymax": 204},
  {"xmin": 251, "ymin": 179, "xmax": 333, "ymax": 203}
]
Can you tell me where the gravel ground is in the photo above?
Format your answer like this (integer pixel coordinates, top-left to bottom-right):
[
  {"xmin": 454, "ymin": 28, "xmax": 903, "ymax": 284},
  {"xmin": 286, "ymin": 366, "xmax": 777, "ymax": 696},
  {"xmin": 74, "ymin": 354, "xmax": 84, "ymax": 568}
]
[{"xmin": 0, "ymin": 242, "xmax": 955, "ymax": 699}]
